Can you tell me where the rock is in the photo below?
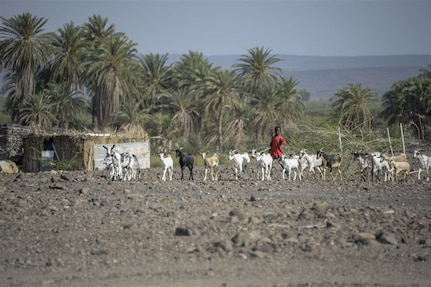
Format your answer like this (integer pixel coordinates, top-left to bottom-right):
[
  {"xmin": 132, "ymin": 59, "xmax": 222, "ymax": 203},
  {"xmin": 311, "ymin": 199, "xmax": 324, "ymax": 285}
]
[
  {"xmin": 79, "ymin": 187, "xmax": 90, "ymax": 195},
  {"xmin": 0, "ymin": 160, "xmax": 19, "ymax": 173},
  {"xmin": 376, "ymin": 231, "xmax": 398, "ymax": 245},
  {"xmin": 175, "ymin": 227, "xmax": 192, "ymax": 236},
  {"xmin": 60, "ymin": 173, "xmax": 71, "ymax": 181},
  {"xmin": 229, "ymin": 208, "xmax": 246, "ymax": 220},
  {"xmin": 49, "ymin": 184, "xmax": 65, "ymax": 190}
]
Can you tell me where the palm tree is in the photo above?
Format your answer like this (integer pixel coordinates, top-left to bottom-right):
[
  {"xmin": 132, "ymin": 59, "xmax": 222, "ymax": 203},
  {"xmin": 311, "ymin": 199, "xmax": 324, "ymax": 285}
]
[
  {"xmin": 232, "ymin": 47, "xmax": 282, "ymax": 95},
  {"xmin": 49, "ymin": 22, "xmax": 85, "ymax": 89},
  {"xmin": 380, "ymin": 80, "xmax": 411, "ymax": 125},
  {"xmin": 0, "ymin": 13, "xmax": 54, "ymax": 122},
  {"xmin": 81, "ymin": 14, "xmax": 118, "ymax": 46},
  {"xmin": 331, "ymin": 83, "xmax": 378, "ymax": 133},
  {"xmin": 82, "ymin": 33, "xmax": 139, "ymax": 130},
  {"xmin": 277, "ymin": 76, "xmax": 304, "ymax": 126},
  {"xmin": 203, "ymin": 69, "xmax": 241, "ymax": 151},
  {"xmin": 381, "ymin": 76, "xmax": 431, "ymax": 141},
  {"xmin": 19, "ymin": 91, "xmax": 55, "ymax": 129},
  {"xmin": 223, "ymin": 102, "xmax": 250, "ymax": 149},
  {"xmin": 249, "ymin": 84, "xmax": 283, "ymax": 143},
  {"xmin": 159, "ymin": 88, "xmax": 200, "ymax": 140},
  {"xmin": 173, "ymin": 50, "xmax": 215, "ymax": 90},
  {"xmin": 138, "ymin": 53, "xmax": 173, "ymax": 109},
  {"xmin": 116, "ymin": 100, "xmax": 150, "ymax": 136},
  {"xmin": 45, "ymin": 83, "xmax": 88, "ymax": 130}
]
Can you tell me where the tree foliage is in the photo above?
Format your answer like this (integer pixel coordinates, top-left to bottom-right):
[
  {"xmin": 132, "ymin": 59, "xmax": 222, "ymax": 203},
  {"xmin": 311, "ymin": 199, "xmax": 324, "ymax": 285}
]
[
  {"xmin": 1, "ymin": 12, "xmax": 430, "ymax": 156},
  {"xmin": 331, "ymin": 83, "xmax": 378, "ymax": 134}
]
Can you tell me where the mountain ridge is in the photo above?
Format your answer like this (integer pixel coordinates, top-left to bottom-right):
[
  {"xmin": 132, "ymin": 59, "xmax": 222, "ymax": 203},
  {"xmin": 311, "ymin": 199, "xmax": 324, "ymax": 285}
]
[{"xmin": 170, "ymin": 54, "xmax": 430, "ymax": 100}]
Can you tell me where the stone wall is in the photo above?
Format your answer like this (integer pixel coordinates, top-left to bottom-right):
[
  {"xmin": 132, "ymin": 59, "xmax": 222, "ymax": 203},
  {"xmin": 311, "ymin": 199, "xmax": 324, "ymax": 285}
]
[{"xmin": 0, "ymin": 124, "xmax": 32, "ymax": 161}]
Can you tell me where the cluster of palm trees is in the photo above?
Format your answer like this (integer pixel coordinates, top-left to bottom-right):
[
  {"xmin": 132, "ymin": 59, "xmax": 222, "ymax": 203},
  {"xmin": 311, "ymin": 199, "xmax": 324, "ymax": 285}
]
[{"xmin": 1, "ymin": 13, "xmax": 430, "ymax": 154}]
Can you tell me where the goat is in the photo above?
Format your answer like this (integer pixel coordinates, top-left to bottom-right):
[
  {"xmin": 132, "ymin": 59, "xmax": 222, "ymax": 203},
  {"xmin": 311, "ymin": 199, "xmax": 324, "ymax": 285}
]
[
  {"xmin": 389, "ymin": 160, "xmax": 411, "ymax": 182},
  {"xmin": 413, "ymin": 150, "xmax": 431, "ymax": 181},
  {"xmin": 298, "ymin": 149, "xmax": 323, "ymax": 180},
  {"xmin": 316, "ymin": 148, "xmax": 342, "ymax": 181},
  {"xmin": 159, "ymin": 152, "xmax": 173, "ymax": 181},
  {"xmin": 103, "ymin": 151, "xmax": 120, "ymax": 181},
  {"xmin": 352, "ymin": 152, "xmax": 374, "ymax": 181},
  {"xmin": 281, "ymin": 154, "xmax": 301, "ymax": 181},
  {"xmin": 103, "ymin": 145, "xmax": 122, "ymax": 181},
  {"xmin": 120, "ymin": 152, "xmax": 140, "ymax": 181},
  {"xmin": 175, "ymin": 148, "xmax": 194, "ymax": 180},
  {"xmin": 381, "ymin": 153, "xmax": 408, "ymax": 163},
  {"xmin": 251, "ymin": 149, "xmax": 272, "ymax": 181},
  {"xmin": 228, "ymin": 150, "xmax": 250, "ymax": 180},
  {"xmin": 199, "ymin": 152, "xmax": 219, "ymax": 181},
  {"xmin": 370, "ymin": 152, "xmax": 391, "ymax": 182}
]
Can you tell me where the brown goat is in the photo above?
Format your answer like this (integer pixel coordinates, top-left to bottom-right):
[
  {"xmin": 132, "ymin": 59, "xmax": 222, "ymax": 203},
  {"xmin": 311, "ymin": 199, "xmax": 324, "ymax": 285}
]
[
  {"xmin": 317, "ymin": 149, "xmax": 342, "ymax": 181},
  {"xmin": 199, "ymin": 152, "xmax": 219, "ymax": 181}
]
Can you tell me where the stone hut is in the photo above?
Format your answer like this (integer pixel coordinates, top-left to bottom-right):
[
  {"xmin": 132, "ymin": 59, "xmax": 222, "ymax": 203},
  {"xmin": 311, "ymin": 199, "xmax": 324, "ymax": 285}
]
[{"xmin": 0, "ymin": 124, "xmax": 33, "ymax": 165}]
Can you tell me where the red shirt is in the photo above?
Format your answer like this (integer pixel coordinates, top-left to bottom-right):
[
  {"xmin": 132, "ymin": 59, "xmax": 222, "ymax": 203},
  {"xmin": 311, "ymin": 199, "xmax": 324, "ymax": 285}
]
[{"xmin": 270, "ymin": 134, "xmax": 287, "ymax": 159}]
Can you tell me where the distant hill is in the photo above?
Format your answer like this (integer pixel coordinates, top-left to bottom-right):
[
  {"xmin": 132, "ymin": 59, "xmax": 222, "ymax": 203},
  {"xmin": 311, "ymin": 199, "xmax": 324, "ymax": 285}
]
[
  {"xmin": 168, "ymin": 54, "xmax": 431, "ymax": 100},
  {"xmin": 283, "ymin": 66, "xmax": 425, "ymax": 100}
]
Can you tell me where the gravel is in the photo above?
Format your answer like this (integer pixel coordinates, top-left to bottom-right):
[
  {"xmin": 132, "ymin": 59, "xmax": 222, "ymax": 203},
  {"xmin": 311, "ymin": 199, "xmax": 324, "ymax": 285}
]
[{"xmin": 1, "ymin": 165, "xmax": 430, "ymax": 287}]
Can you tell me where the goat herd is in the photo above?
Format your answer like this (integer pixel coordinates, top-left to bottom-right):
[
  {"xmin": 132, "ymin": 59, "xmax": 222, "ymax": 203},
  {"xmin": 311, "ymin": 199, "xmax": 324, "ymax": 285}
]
[{"xmin": 102, "ymin": 144, "xmax": 431, "ymax": 183}]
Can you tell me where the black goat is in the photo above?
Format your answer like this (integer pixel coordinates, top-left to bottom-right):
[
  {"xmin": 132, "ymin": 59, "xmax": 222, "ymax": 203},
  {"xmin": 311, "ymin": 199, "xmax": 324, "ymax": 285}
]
[{"xmin": 175, "ymin": 148, "xmax": 194, "ymax": 180}]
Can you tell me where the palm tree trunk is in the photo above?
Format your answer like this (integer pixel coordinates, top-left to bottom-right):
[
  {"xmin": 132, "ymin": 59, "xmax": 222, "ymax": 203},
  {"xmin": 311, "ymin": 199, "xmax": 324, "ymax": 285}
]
[{"xmin": 217, "ymin": 109, "xmax": 223, "ymax": 151}]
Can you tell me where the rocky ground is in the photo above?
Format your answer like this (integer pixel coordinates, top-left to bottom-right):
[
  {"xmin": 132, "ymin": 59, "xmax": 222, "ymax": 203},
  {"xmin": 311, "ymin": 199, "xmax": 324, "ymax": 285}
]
[{"xmin": 0, "ymin": 165, "xmax": 430, "ymax": 287}]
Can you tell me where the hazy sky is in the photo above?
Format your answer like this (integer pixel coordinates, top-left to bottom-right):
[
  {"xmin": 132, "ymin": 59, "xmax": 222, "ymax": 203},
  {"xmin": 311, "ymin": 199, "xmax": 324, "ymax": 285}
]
[{"xmin": 1, "ymin": 0, "xmax": 430, "ymax": 57}]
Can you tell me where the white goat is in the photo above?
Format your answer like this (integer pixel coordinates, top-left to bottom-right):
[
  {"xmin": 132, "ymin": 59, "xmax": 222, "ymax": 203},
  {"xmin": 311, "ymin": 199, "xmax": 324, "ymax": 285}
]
[
  {"xmin": 413, "ymin": 150, "xmax": 431, "ymax": 181},
  {"xmin": 370, "ymin": 152, "xmax": 391, "ymax": 181},
  {"xmin": 376, "ymin": 152, "xmax": 408, "ymax": 182},
  {"xmin": 159, "ymin": 152, "xmax": 173, "ymax": 181},
  {"xmin": 120, "ymin": 152, "xmax": 140, "ymax": 181},
  {"xmin": 103, "ymin": 145, "xmax": 123, "ymax": 181},
  {"xmin": 281, "ymin": 155, "xmax": 301, "ymax": 181},
  {"xmin": 103, "ymin": 152, "xmax": 120, "ymax": 181},
  {"xmin": 228, "ymin": 150, "xmax": 250, "ymax": 180},
  {"xmin": 298, "ymin": 149, "xmax": 322, "ymax": 180},
  {"xmin": 200, "ymin": 152, "xmax": 219, "ymax": 181},
  {"xmin": 103, "ymin": 145, "xmax": 140, "ymax": 181},
  {"xmin": 251, "ymin": 149, "xmax": 272, "ymax": 181}
]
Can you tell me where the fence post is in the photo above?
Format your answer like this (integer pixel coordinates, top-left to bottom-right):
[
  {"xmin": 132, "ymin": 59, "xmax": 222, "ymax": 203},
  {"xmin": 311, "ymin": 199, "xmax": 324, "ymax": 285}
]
[{"xmin": 387, "ymin": 128, "xmax": 394, "ymax": 156}]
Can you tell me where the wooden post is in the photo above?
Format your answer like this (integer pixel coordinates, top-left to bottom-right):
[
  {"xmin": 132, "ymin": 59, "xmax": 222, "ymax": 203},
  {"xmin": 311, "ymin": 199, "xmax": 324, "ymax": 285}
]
[
  {"xmin": 387, "ymin": 128, "xmax": 394, "ymax": 156},
  {"xmin": 338, "ymin": 128, "xmax": 343, "ymax": 152},
  {"xmin": 400, "ymin": 123, "xmax": 406, "ymax": 155}
]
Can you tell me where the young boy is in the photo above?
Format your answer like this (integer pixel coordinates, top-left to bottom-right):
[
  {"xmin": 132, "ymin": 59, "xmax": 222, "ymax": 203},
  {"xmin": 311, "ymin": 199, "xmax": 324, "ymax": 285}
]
[{"xmin": 270, "ymin": 126, "xmax": 288, "ymax": 169}]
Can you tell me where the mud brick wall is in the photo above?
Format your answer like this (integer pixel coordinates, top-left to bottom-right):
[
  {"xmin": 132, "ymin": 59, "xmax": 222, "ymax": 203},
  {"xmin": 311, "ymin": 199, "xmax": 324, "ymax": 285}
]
[{"xmin": 0, "ymin": 124, "xmax": 32, "ymax": 159}]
